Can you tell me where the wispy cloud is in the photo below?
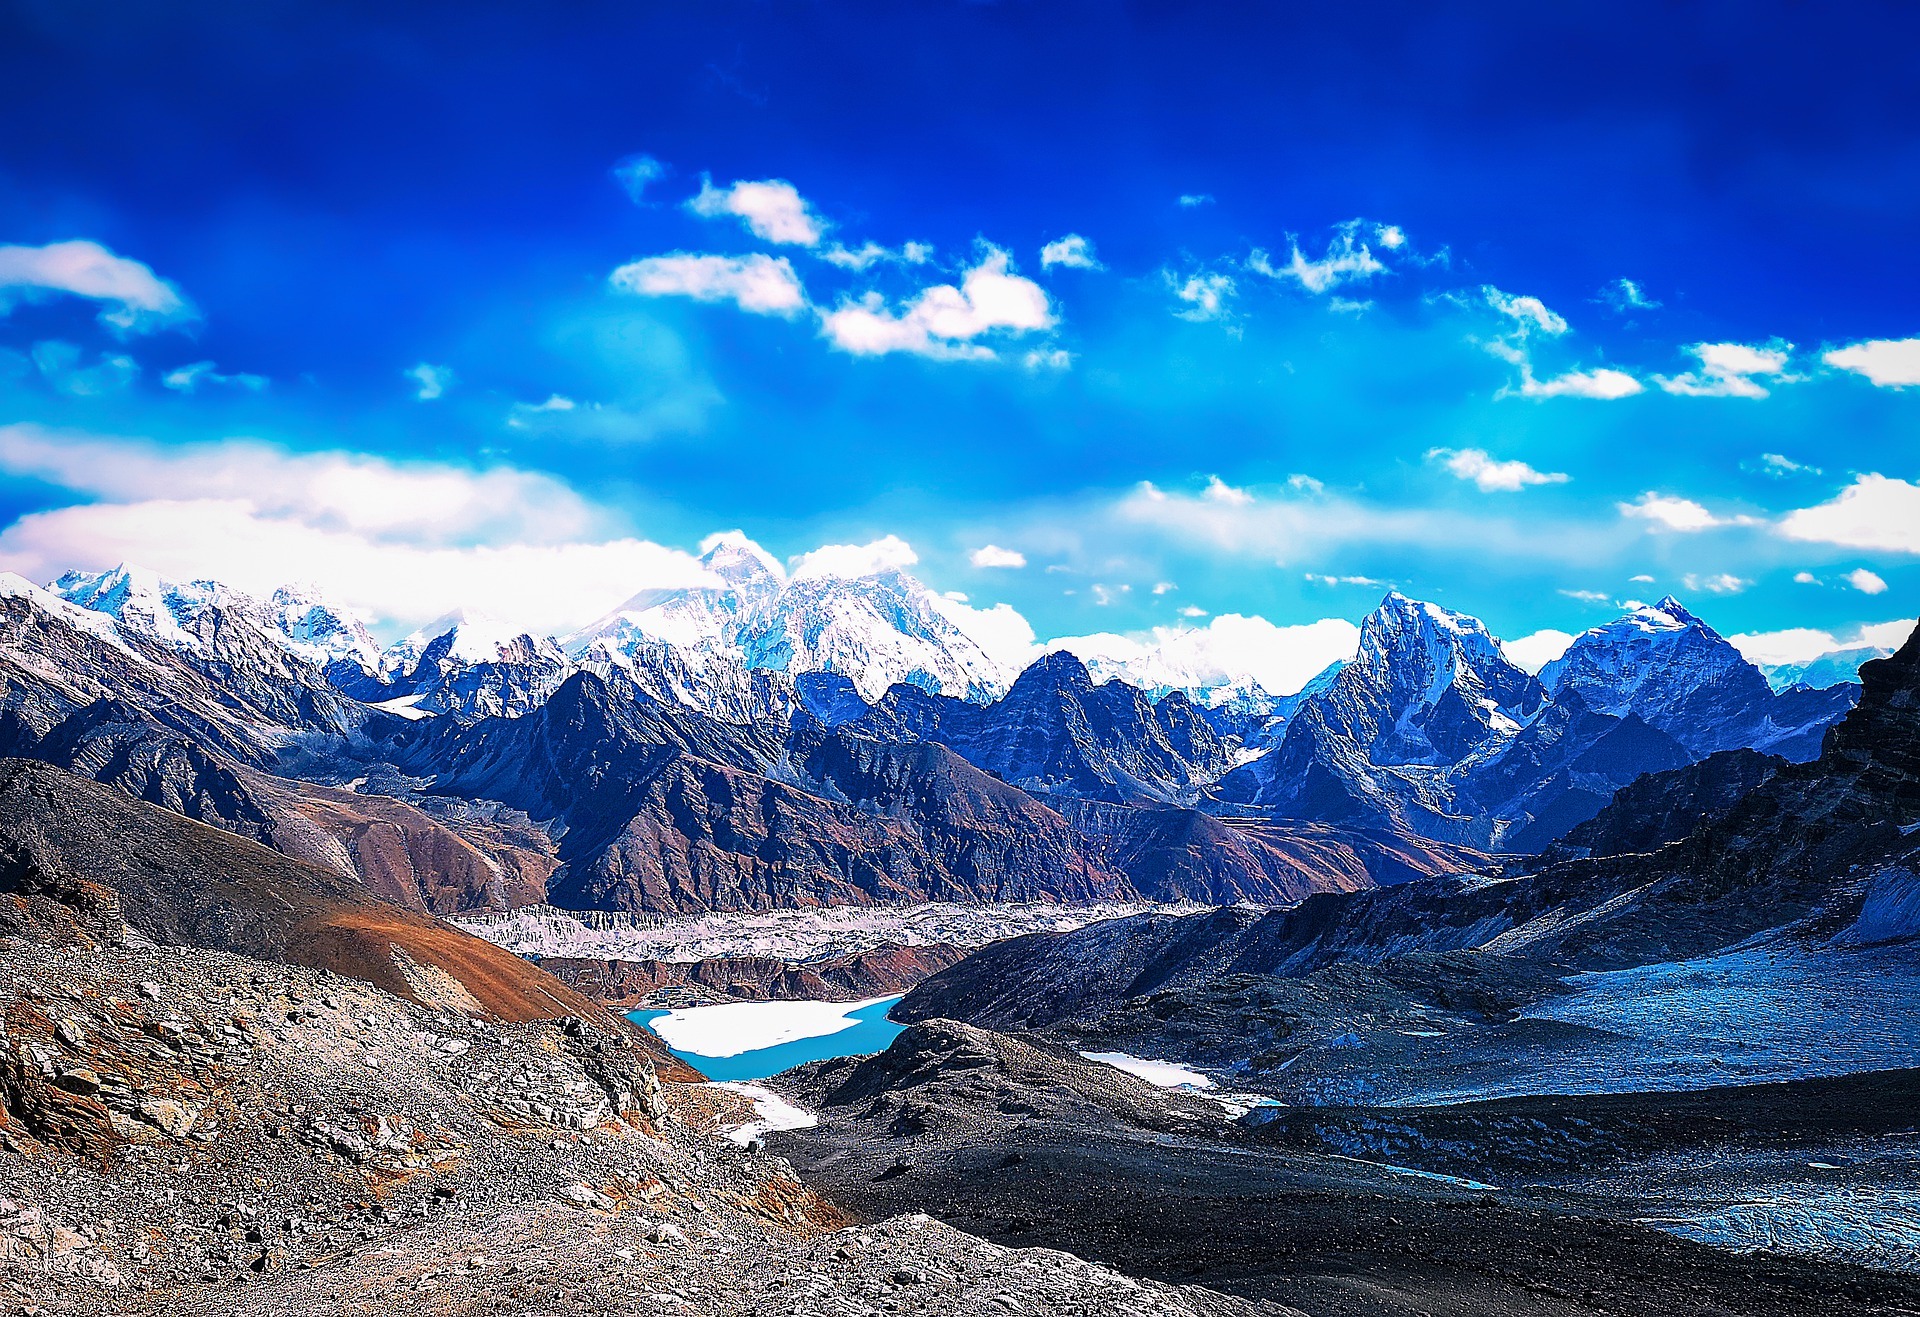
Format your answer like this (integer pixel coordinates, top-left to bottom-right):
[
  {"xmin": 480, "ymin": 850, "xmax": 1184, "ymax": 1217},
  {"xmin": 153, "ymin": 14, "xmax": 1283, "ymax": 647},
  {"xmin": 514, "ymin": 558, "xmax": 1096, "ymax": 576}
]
[
  {"xmin": 1596, "ymin": 277, "xmax": 1660, "ymax": 312},
  {"xmin": 406, "ymin": 361, "xmax": 454, "ymax": 400},
  {"xmin": 1618, "ymin": 491, "xmax": 1757, "ymax": 532},
  {"xmin": 0, "ymin": 239, "xmax": 195, "ymax": 335},
  {"xmin": 1427, "ymin": 446, "xmax": 1570, "ymax": 492},
  {"xmin": 612, "ymin": 154, "xmax": 667, "ymax": 203},
  {"xmin": 1167, "ymin": 271, "xmax": 1235, "ymax": 323},
  {"xmin": 162, "ymin": 360, "xmax": 267, "ymax": 393},
  {"xmin": 1040, "ymin": 234, "xmax": 1103, "ymax": 271},
  {"xmin": 610, "ymin": 252, "xmax": 808, "ymax": 316},
  {"xmin": 1656, "ymin": 341, "xmax": 1794, "ymax": 398}
]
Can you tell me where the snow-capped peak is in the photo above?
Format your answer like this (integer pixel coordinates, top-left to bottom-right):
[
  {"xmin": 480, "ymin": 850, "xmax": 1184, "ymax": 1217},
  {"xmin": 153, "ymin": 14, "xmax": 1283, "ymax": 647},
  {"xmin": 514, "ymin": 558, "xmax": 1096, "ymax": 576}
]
[
  {"xmin": 1, "ymin": 570, "xmax": 144, "ymax": 656},
  {"xmin": 393, "ymin": 609, "xmax": 562, "ymax": 669},
  {"xmin": 1539, "ymin": 595, "xmax": 1757, "ymax": 718},
  {"xmin": 49, "ymin": 562, "xmax": 247, "ymax": 656},
  {"xmin": 264, "ymin": 582, "xmax": 382, "ymax": 670},
  {"xmin": 698, "ymin": 530, "xmax": 787, "ymax": 590}
]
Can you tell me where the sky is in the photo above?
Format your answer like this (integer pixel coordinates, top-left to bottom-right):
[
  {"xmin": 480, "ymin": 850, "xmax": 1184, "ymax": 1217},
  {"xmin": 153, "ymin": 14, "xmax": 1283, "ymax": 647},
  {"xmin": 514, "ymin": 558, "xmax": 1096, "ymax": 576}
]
[{"xmin": 1, "ymin": 0, "xmax": 1916, "ymax": 685}]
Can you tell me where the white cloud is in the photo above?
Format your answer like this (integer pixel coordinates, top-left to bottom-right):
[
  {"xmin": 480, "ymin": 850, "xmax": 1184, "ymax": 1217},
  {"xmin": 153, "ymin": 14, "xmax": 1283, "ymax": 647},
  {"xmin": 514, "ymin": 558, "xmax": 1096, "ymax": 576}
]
[
  {"xmin": 0, "ymin": 422, "xmax": 600, "ymax": 544},
  {"xmin": 969, "ymin": 544, "xmax": 1026, "ymax": 569},
  {"xmin": 1510, "ymin": 365, "xmax": 1643, "ymax": 400},
  {"xmin": 1304, "ymin": 573, "xmax": 1387, "ymax": 587},
  {"xmin": 789, "ymin": 535, "xmax": 919, "ymax": 582},
  {"xmin": 1752, "ymin": 452, "xmax": 1820, "ymax": 478},
  {"xmin": 163, "ymin": 360, "xmax": 267, "ymax": 393},
  {"xmin": 1597, "ymin": 277, "xmax": 1660, "ymax": 312},
  {"xmin": 610, "ymin": 252, "xmax": 807, "ymax": 317},
  {"xmin": 1022, "ymin": 348, "xmax": 1072, "ymax": 370},
  {"xmin": 1657, "ymin": 341, "xmax": 1794, "ymax": 398},
  {"xmin": 0, "ymin": 424, "xmax": 719, "ymax": 636},
  {"xmin": 1040, "ymin": 234, "xmax": 1102, "ymax": 271},
  {"xmin": 1777, "ymin": 474, "xmax": 1920, "ymax": 553},
  {"xmin": 819, "ymin": 241, "xmax": 934, "ymax": 270},
  {"xmin": 819, "ymin": 248, "xmax": 1054, "ymax": 359},
  {"xmin": 1618, "ymin": 491, "xmax": 1755, "ymax": 532},
  {"xmin": 1249, "ymin": 223, "xmax": 1389, "ymax": 295},
  {"xmin": 0, "ymin": 239, "xmax": 195, "ymax": 334},
  {"xmin": 1794, "ymin": 571, "xmax": 1821, "ymax": 584},
  {"xmin": 1287, "ymin": 473, "xmax": 1325, "ymax": 495},
  {"xmin": 405, "ymin": 362, "xmax": 453, "ymax": 401},
  {"xmin": 685, "ymin": 175, "xmax": 825, "ymax": 246},
  {"xmin": 1168, "ymin": 271, "xmax": 1234, "ymax": 322},
  {"xmin": 1558, "ymin": 589, "xmax": 1610, "ymax": 603},
  {"xmin": 1089, "ymin": 583, "xmax": 1132, "ymax": 606},
  {"xmin": 30, "ymin": 341, "xmax": 138, "ymax": 396},
  {"xmin": 1483, "ymin": 286, "xmax": 1568, "ymax": 336},
  {"xmin": 1630, "ymin": 574, "xmax": 1656, "ymax": 583},
  {"xmin": 927, "ymin": 594, "xmax": 1039, "ymax": 673},
  {"xmin": 1202, "ymin": 476, "xmax": 1252, "ymax": 505},
  {"xmin": 1052, "ymin": 614, "xmax": 1360, "ymax": 698},
  {"xmin": 1151, "ymin": 581, "xmax": 1175, "ymax": 595},
  {"xmin": 1730, "ymin": 621, "xmax": 1914, "ymax": 667},
  {"xmin": 1427, "ymin": 447, "xmax": 1570, "ymax": 492},
  {"xmin": 1505, "ymin": 628, "xmax": 1576, "ymax": 673},
  {"xmin": 1177, "ymin": 193, "xmax": 1214, "ymax": 208},
  {"xmin": 1847, "ymin": 567, "xmax": 1890, "ymax": 595},
  {"xmin": 1178, "ymin": 605, "xmax": 1207, "ymax": 618},
  {"xmin": 1683, "ymin": 572, "xmax": 1751, "ymax": 595},
  {"xmin": 1824, "ymin": 338, "xmax": 1920, "ymax": 388},
  {"xmin": 613, "ymin": 154, "xmax": 667, "ymax": 203}
]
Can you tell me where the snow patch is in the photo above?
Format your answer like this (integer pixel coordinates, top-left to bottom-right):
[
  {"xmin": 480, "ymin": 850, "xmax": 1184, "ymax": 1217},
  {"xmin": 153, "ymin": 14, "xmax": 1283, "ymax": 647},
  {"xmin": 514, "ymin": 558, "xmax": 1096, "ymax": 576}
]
[{"xmin": 1081, "ymin": 1050, "xmax": 1215, "ymax": 1090}]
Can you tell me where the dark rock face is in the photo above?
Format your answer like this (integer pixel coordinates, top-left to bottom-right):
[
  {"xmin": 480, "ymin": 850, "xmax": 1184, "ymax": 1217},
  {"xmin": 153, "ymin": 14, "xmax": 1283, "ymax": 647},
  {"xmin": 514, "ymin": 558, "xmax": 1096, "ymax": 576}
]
[
  {"xmin": 546, "ymin": 745, "xmax": 1133, "ymax": 914},
  {"xmin": 851, "ymin": 650, "xmax": 1236, "ymax": 805},
  {"xmin": 1546, "ymin": 747, "xmax": 1786, "ymax": 861},
  {"xmin": 1216, "ymin": 593, "xmax": 1859, "ymax": 851}
]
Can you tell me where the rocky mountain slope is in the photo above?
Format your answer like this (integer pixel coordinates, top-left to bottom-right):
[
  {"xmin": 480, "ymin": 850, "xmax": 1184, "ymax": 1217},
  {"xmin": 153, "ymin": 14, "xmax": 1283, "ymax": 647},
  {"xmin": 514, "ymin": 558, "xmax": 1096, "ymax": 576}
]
[
  {"xmin": 1215, "ymin": 594, "xmax": 1857, "ymax": 850},
  {"xmin": 0, "ymin": 936, "xmax": 1264, "ymax": 1316},
  {"xmin": 0, "ymin": 757, "xmax": 656, "ymax": 1044},
  {"xmin": 901, "ymin": 614, "xmax": 1920, "ymax": 1035}
]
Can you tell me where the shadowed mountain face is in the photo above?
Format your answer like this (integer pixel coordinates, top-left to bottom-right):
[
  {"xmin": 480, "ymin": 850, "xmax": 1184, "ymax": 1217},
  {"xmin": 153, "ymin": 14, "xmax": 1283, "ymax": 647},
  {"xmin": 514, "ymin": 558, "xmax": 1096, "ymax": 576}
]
[
  {"xmin": 849, "ymin": 649, "xmax": 1237, "ymax": 806},
  {"xmin": 1215, "ymin": 594, "xmax": 1859, "ymax": 850},
  {"xmin": 901, "ymin": 617, "xmax": 1920, "ymax": 1033},
  {"xmin": 1, "ymin": 568, "xmax": 1874, "ymax": 916},
  {"xmin": 0, "ymin": 757, "xmax": 692, "ymax": 1077}
]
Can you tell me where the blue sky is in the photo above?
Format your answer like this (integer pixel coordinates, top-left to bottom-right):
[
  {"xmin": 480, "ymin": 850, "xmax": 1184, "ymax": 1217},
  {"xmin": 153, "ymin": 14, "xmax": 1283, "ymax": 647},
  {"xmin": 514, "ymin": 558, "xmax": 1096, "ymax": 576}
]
[{"xmin": 1, "ymin": 0, "xmax": 1916, "ymax": 678}]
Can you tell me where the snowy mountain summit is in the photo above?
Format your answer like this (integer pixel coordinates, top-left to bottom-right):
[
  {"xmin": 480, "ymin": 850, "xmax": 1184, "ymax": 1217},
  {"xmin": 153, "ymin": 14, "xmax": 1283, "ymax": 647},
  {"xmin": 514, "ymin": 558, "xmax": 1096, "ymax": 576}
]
[{"xmin": 570, "ymin": 532, "xmax": 1026, "ymax": 703}]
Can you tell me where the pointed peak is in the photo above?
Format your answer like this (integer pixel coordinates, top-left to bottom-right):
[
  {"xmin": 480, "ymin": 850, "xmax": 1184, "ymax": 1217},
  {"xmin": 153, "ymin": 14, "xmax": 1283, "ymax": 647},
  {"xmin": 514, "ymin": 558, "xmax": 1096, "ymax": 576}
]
[
  {"xmin": 1013, "ymin": 647, "xmax": 1097, "ymax": 692},
  {"xmin": 698, "ymin": 530, "xmax": 786, "ymax": 587},
  {"xmin": 1653, "ymin": 594, "xmax": 1700, "ymax": 624}
]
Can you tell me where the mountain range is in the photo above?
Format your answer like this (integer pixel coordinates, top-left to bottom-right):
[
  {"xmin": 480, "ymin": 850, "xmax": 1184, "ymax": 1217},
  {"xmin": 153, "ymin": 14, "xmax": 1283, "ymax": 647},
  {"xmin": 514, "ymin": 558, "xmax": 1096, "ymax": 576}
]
[{"xmin": 1, "ymin": 554, "xmax": 1881, "ymax": 917}]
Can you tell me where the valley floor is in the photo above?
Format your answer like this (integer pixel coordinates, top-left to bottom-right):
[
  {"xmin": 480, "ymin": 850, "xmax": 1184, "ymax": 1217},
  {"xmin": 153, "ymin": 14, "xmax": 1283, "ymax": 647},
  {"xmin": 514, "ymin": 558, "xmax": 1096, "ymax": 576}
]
[{"xmin": 772, "ymin": 1050, "xmax": 1920, "ymax": 1316}]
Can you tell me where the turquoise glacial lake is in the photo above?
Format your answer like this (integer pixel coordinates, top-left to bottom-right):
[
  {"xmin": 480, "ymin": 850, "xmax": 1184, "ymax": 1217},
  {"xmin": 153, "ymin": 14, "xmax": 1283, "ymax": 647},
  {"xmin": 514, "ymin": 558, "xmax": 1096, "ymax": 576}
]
[{"xmin": 628, "ymin": 995, "xmax": 907, "ymax": 1082}]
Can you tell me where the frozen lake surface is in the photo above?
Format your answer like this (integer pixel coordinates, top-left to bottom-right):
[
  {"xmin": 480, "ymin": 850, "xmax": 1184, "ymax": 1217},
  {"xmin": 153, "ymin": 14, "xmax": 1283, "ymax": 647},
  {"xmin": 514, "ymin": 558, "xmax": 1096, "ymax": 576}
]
[{"xmin": 630, "ymin": 995, "xmax": 906, "ymax": 1082}]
